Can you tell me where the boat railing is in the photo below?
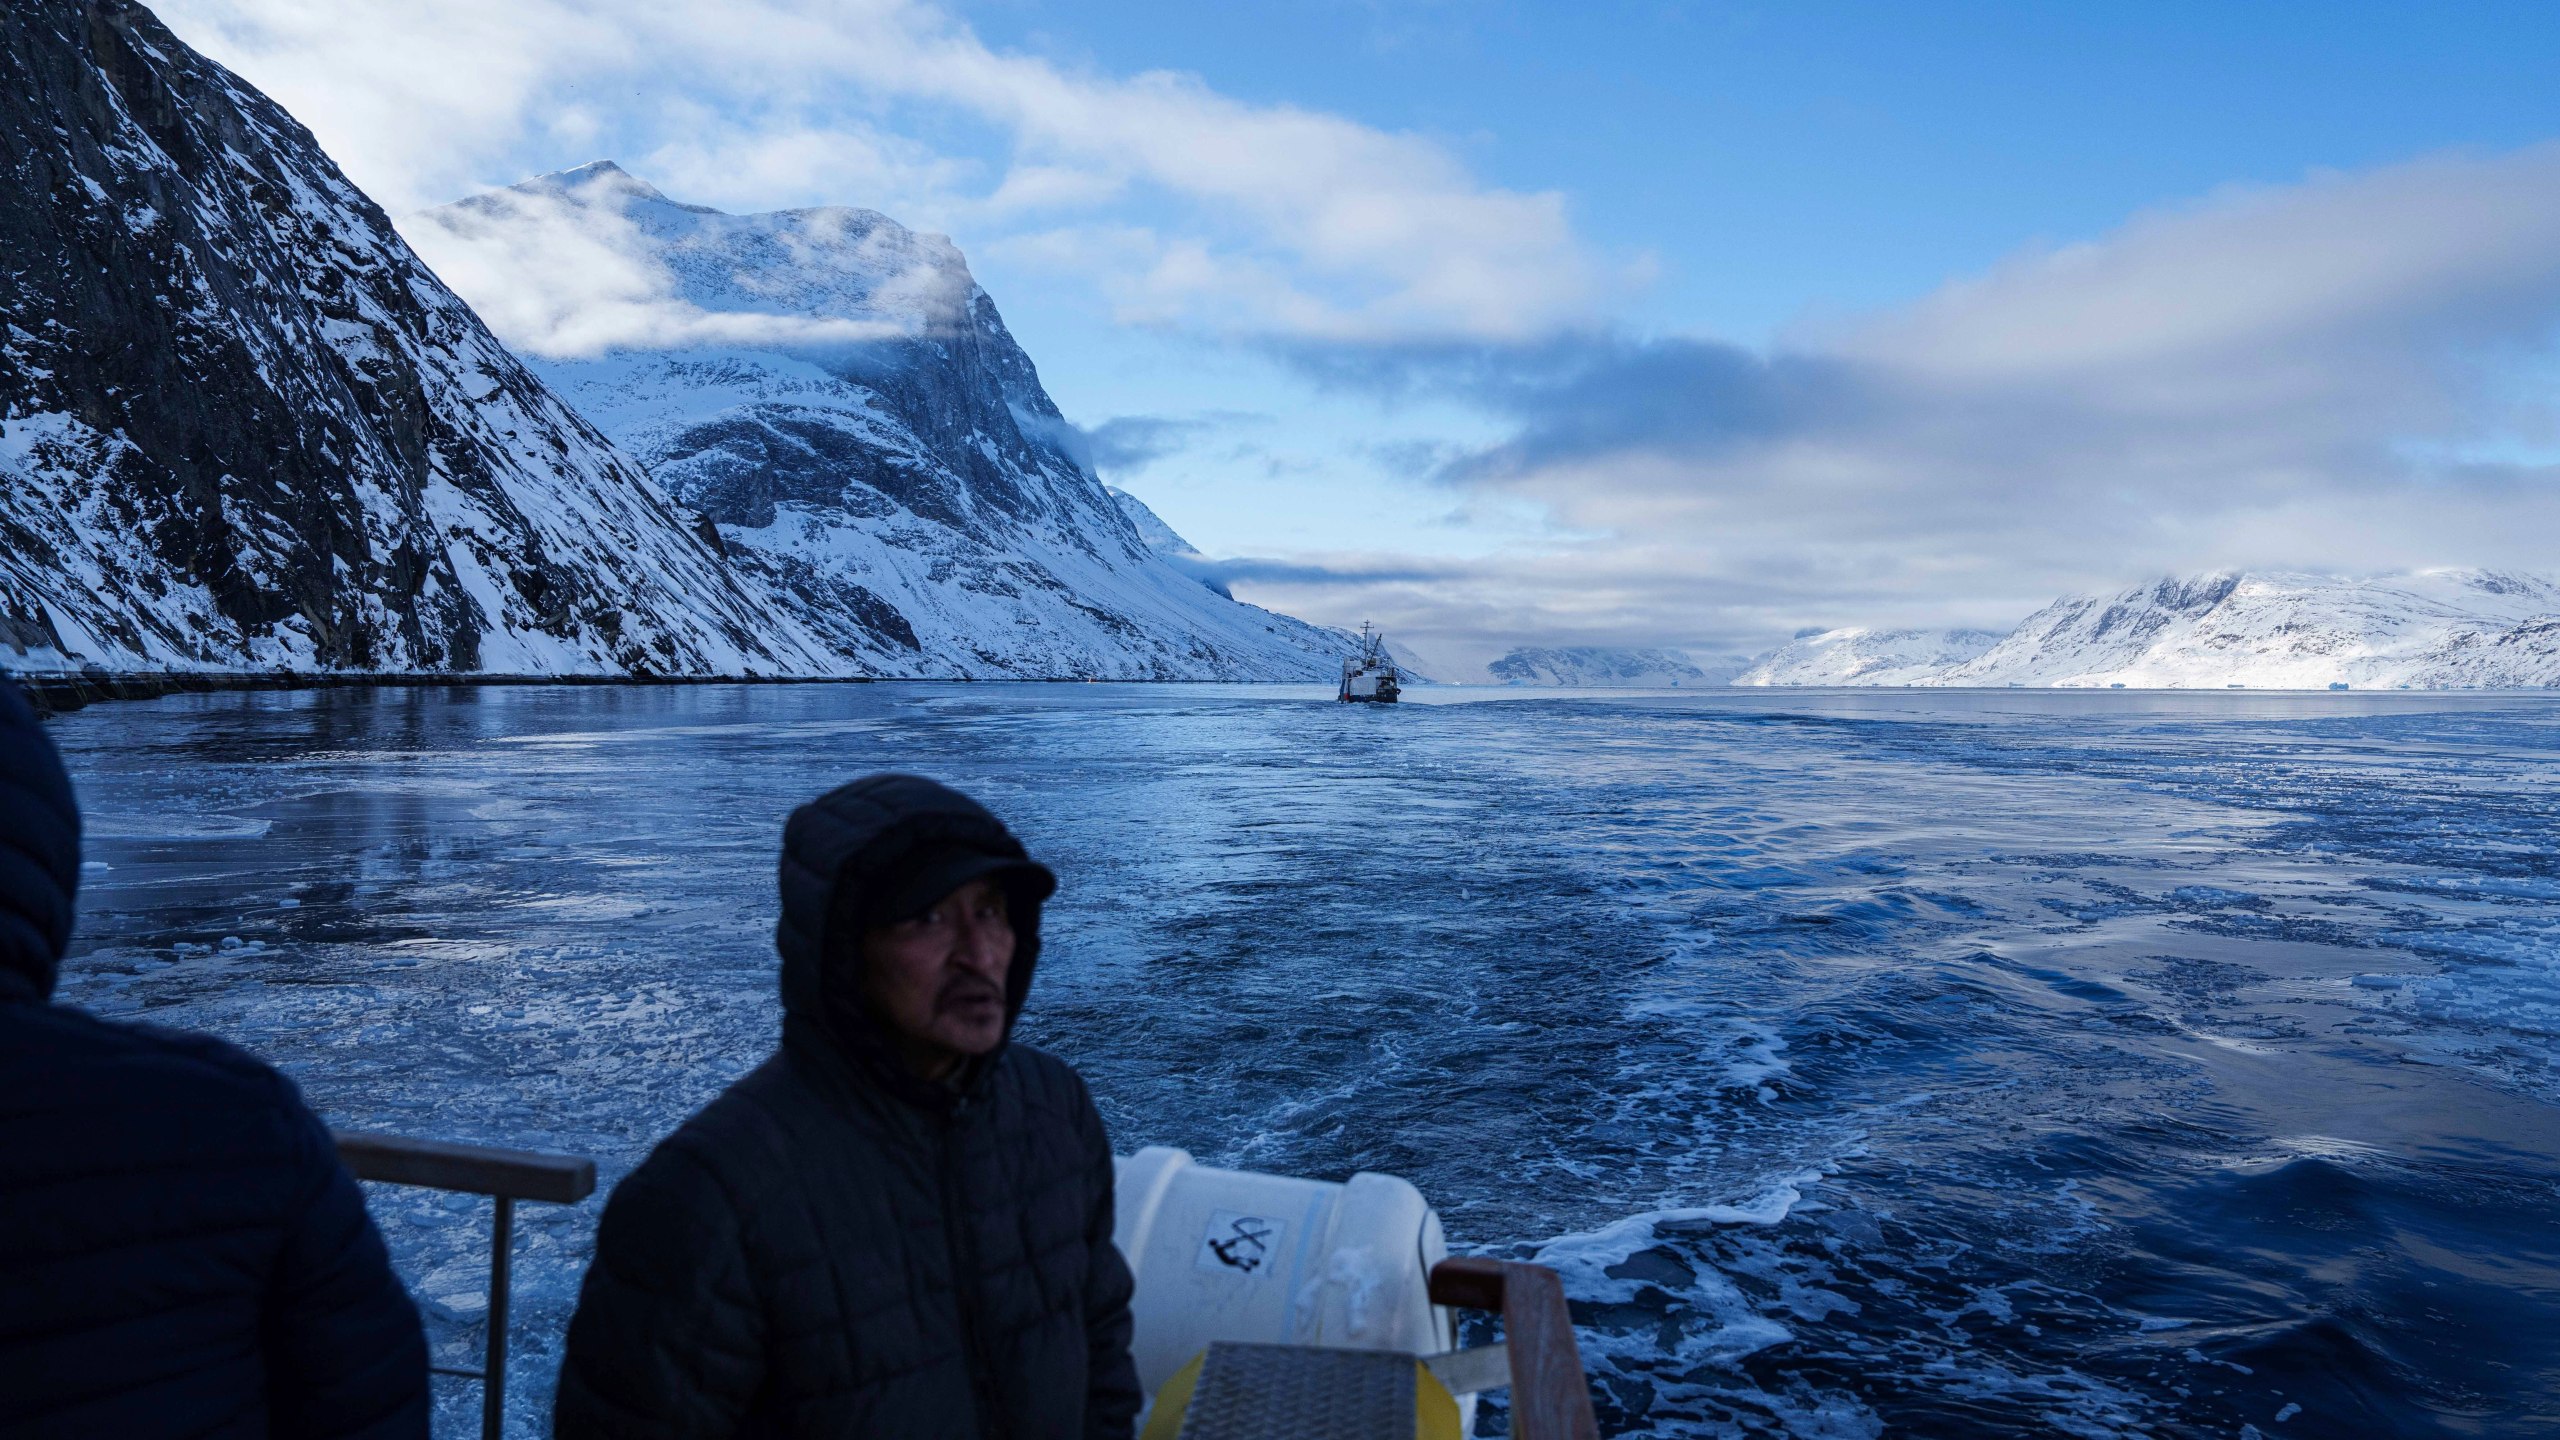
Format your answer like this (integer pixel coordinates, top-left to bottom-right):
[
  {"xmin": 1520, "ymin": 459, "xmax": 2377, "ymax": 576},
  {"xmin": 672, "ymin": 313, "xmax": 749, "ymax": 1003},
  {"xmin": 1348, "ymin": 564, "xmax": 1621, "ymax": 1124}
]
[
  {"xmin": 1427, "ymin": 1257, "xmax": 1603, "ymax": 1439},
  {"xmin": 330, "ymin": 1134, "xmax": 1600, "ymax": 1438},
  {"xmin": 332, "ymin": 1131, "xmax": 598, "ymax": 1440}
]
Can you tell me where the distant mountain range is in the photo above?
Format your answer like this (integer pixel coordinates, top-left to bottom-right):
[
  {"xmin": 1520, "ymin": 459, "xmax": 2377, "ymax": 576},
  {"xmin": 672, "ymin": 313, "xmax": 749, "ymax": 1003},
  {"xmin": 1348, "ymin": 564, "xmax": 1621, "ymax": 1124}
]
[
  {"xmin": 1734, "ymin": 628, "xmax": 2005, "ymax": 687},
  {"xmin": 0, "ymin": 2, "xmax": 1347, "ymax": 682},
  {"xmin": 1940, "ymin": 570, "xmax": 2560, "ymax": 689},
  {"xmin": 1487, "ymin": 647, "xmax": 1737, "ymax": 687},
  {"xmin": 1736, "ymin": 571, "xmax": 2560, "ymax": 689}
]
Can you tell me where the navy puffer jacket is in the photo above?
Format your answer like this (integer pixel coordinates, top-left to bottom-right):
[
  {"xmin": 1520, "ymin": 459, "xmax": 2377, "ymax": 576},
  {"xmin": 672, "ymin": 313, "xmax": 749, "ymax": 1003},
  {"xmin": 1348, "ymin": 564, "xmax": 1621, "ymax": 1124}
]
[
  {"xmin": 0, "ymin": 675, "xmax": 428, "ymax": 1439},
  {"xmin": 553, "ymin": 774, "xmax": 1142, "ymax": 1439}
]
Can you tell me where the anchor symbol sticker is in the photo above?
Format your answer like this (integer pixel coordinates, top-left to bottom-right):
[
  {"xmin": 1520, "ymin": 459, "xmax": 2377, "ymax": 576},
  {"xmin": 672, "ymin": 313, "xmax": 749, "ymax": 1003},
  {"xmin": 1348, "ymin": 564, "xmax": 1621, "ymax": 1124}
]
[{"xmin": 1196, "ymin": 1210, "xmax": 1282, "ymax": 1277}]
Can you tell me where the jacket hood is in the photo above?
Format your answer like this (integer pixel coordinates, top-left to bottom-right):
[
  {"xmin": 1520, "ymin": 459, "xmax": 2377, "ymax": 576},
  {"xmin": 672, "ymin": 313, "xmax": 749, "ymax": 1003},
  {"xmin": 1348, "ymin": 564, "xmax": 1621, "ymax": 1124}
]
[
  {"xmin": 0, "ymin": 675, "xmax": 81, "ymax": 1003},
  {"xmin": 775, "ymin": 774, "xmax": 1054, "ymax": 1102}
]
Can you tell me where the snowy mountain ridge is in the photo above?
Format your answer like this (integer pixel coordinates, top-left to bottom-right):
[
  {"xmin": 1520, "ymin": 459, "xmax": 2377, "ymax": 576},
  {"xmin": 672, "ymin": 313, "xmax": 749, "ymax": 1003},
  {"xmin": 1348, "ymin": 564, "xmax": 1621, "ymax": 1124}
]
[
  {"xmin": 1487, "ymin": 647, "xmax": 1724, "ymax": 687},
  {"xmin": 1735, "ymin": 628, "xmax": 2005, "ymax": 687},
  {"xmin": 414, "ymin": 164, "xmax": 1349, "ymax": 681},
  {"xmin": 1105, "ymin": 484, "xmax": 1241, "ymax": 599},
  {"xmin": 1940, "ymin": 569, "xmax": 2560, "ymax": 689},
  {"xmin": 1106, "ymin": 486, "xmax": 1204, "ymax": 560},
  {"xmin": 1733, "ymin": 571, "xmax": 2560, "ymax": 688},
  {"xmin": 0, "ymin": 2, "xmax": 844, "ymax": 679}
]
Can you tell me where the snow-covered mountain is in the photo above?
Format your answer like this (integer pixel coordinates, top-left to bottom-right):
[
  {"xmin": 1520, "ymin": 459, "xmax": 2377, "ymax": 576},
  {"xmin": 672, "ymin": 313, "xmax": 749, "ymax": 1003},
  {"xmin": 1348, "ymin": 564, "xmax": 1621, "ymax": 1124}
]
[
  {"xmin": 0, "ymin": 3, "xmax": 1349, "ymax": 685},
  {"xmin": 1107, "ymin": 486, "xmax": 1202, "ymax": 560},
  {"xmin": 1727, "ymin": 571, "xmax": 2560, "ymax": 689},
  {"xmin": 1941, "ymin": 570, "xmax": 2560, "ymax": 689},
  {"xmin": 1106, "ymin": 483, "xmax": 1243, "ymax": 600},
  {"xmin": 1487, "ymin": 647, "xmax": 1724, "ymax": 687},
  {"xmin": 1734, "ymin": 628, "xmax": 2004, "ymax": 686},
  {"xmin": 0, "ymin": 0, "xmax": 842, "ymax": 679},
  {"xmin": 413, "ymin": 164, "xmax": 1345, "ymax": 681}
]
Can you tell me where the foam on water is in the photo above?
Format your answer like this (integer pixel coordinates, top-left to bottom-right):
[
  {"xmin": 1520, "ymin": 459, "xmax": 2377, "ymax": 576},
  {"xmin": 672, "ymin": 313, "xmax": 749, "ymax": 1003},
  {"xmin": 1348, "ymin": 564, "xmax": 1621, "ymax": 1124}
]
[{"xmin": 43, "ymin": 683, "xmax": 2560, "ymax": 1437}]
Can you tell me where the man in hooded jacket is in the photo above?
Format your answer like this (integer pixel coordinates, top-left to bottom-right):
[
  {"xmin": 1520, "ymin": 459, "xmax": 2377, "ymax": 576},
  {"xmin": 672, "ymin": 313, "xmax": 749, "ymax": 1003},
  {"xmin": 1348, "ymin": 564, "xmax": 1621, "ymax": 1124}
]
[
  {"xmin": 553, "ymin": 774, "xmax": 1142, "ymax": 1439},
  {"xmin": 0, "ymin": 674, "xmax": 428, "ymax": 1438}
]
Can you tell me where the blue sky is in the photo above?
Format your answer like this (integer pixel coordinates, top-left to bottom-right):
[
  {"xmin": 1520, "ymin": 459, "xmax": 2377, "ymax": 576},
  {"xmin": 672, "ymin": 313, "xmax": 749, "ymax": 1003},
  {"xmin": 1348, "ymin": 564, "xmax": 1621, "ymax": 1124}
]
[
  {"xmin": 160, "ymin": 0, "xmax": 2560, "ymax": 671},
  {"xmin": 976, "ymin": 0, "xmax": 2560, "ymax": 338}
]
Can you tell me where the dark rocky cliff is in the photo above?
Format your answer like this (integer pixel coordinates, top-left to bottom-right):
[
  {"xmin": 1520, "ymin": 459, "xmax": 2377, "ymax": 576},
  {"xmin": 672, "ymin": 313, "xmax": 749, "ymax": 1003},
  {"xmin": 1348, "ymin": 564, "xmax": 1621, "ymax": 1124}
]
[
  {"xmin": 0, "ymin": 0, "xmax": 836, "ymax": 676},
  {"xmin": 0, "ymin": 5, "xmax": 1351, "ymax": 683}
]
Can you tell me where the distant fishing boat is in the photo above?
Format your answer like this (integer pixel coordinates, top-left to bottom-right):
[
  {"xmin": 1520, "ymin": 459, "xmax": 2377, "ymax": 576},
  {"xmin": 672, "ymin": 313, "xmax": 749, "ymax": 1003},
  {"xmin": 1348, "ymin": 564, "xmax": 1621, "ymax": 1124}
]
[{"xmin": 1337, "ymin": 622, "xmax": 1402, "ymax": 704}]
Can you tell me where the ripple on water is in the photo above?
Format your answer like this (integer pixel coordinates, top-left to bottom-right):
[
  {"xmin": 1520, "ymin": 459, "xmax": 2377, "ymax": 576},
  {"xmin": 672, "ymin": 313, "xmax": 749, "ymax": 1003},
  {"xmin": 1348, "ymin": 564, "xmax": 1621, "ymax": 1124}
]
[{"xmin": 44, "ymin": 684, "xmax": 2560, "ymax": 1437}]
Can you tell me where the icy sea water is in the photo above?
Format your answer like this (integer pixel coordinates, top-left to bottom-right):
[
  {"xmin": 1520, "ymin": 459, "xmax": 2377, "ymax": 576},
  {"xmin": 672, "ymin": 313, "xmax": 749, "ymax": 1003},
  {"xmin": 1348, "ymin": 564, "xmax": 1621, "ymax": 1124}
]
[{"xmin": 46, "ymin": 683, "xmax": 2560, "ymax": 1438}]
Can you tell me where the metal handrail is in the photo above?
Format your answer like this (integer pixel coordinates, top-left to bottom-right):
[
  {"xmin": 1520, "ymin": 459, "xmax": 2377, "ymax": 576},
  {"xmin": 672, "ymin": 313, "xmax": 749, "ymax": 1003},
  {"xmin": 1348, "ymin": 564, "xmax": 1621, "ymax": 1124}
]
[
  {"xmin": 1428, "ymin": 1257, "xmax": 1602, "ymax": 1440},
  {"xmin": 334, "ymin": 1131, "xmax": 597, "ymax": 1440},
  {"xmin": 328, "ymin": 1137, "xmax": 1591, "ymax": 1437}
]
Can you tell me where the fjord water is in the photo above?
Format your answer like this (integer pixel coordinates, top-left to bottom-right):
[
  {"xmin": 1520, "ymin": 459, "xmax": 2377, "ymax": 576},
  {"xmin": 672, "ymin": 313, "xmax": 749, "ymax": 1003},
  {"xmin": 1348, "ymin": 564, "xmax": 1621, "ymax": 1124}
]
[{"xmin": 49, "ymin": 684, "xmax": 2560, "ymax": 1438}]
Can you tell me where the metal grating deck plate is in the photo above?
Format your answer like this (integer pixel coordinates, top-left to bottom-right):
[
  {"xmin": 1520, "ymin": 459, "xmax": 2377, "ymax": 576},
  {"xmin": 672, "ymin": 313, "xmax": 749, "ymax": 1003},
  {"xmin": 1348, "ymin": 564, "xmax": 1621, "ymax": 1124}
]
[{"xmin": 1175, "ymin": 1342, "xmax": 1416, "ymax": 1440}]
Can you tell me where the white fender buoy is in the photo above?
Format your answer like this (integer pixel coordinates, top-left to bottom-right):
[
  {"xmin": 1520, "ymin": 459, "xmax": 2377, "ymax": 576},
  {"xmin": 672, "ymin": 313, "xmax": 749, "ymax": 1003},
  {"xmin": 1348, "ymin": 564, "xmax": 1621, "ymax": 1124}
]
[{"xmin": 1112, "ymin": 1146, "xmax": 1467, "ymax": 1426}]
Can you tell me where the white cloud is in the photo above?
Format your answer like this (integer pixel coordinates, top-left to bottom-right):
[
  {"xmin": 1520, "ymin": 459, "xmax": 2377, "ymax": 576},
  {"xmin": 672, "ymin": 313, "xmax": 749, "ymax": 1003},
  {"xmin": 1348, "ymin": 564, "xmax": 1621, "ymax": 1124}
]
[
  {"xmin": 404, "ymin": 186, "xmax": 923, "ymax": 358},
  {"xmin": 1845, "ymin": 148, "xmax": 2560, "ymax": 386},
  {"xmin": 1242, "ymin": 146, "xmax": 2560, "ymax": 659},
  {"xmin": 154, "ymin": 0, "xmax": 1612, "ymax": 344},
  {"xmin": 159, "ymin": 0, "xmax": 623, "ymax": 202},
  {"xmin": 980, "ymin": 164, "xmax": 1128, "ymax": 218},
  {"xmin": 632, "ymin": 118, "xmax": 979, "ymax": 221}
]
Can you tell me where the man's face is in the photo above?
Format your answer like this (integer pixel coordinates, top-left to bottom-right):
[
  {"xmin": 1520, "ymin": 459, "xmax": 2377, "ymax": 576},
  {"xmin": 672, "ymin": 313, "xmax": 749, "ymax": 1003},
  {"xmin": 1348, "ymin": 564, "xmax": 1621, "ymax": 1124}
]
[{"xmin": 859, "ymin": 875, "xmax": 1015, "ymax": 1078}]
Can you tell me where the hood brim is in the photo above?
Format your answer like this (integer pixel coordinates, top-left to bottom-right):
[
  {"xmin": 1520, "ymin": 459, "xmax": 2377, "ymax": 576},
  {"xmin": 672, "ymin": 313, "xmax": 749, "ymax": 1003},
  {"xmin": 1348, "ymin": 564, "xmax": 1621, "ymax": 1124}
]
[{"xmin": 775, "ymin": 774, "xmax": 1051, "ymax": 1071}]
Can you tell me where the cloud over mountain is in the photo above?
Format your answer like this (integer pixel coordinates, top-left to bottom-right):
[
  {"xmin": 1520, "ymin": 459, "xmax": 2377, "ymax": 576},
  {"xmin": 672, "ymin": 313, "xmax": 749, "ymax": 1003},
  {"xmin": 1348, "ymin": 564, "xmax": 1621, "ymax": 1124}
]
[
  {"xmin": 1245, "ymin": 145, "xmax": 2560, "ymax": 661},
  {"xmin": 150, "ymin": 2, "xmax": 2560, "ymax": 670},
  {"xmin": 155, "ymin": 0, "xmax": 1613, "ymax": 345}
]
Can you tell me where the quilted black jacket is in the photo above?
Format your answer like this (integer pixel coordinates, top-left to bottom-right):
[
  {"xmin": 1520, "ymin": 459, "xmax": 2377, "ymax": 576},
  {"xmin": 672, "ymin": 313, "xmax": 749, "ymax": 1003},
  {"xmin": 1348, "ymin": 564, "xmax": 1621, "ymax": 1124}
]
[
  {"xmin": 0, "ymin": 675, "xmax": 427, "ymax": 1439},
  {"xmin": 553, "ymin": 774, "xmax": 1141, "ymax": 1439}
]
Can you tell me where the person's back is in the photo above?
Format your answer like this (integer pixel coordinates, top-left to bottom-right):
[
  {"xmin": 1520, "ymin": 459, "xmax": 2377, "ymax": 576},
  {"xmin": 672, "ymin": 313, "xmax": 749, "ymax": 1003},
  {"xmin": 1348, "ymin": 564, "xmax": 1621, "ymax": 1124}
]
[{"xmin": 0, "ymin": 676, "xmax": 428, "ymax": 1439}]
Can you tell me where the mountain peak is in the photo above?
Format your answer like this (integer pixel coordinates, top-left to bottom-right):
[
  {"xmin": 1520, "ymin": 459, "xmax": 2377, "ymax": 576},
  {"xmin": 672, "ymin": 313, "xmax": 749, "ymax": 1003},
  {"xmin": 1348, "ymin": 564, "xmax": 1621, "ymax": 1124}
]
[
  {"xmin": 426, "ymin": 166, "xmax": 973, "ymax": 333},
  {"xmin": 402, "ymin": 169, "xmax": 1353, "ymax": 681},
  {"xmin": 506, "ymin": 159, "xmax": 705, "ymax": 212},
  {"xmin": 1947, "ymin": 568, "xmax": 2560, "ymax": 688}
]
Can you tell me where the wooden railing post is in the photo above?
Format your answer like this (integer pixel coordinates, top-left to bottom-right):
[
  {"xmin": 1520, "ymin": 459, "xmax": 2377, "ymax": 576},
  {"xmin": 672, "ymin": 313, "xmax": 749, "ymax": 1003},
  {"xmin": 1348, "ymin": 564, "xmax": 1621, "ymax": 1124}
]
[
  {"xmin": 1429, "ymin": 1257, "xmax": 1601, "ymax": 1440},
  {"xmin": 334, "ymin": 1132, "xmax": 596, "ymax": 1440}
]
